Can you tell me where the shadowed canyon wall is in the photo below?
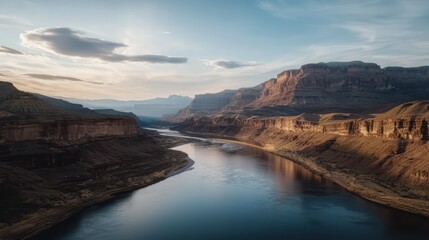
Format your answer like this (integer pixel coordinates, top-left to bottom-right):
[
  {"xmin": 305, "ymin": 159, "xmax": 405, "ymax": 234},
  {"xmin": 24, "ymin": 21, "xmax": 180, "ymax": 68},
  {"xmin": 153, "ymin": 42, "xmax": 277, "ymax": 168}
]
[{"xmin": 0, "ymin": 118, "xmax": 137, "ymax": 143}]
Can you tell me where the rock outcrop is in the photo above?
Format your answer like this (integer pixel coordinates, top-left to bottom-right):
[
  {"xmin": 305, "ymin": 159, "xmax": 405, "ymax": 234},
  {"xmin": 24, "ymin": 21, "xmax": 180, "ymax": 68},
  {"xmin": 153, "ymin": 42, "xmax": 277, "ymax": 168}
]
[
  {"xmin": 172, "ymin": 101, "xmax": 429, "ymax": 216},
  {"xmin": 0, "ymin": 82, "xmax": 138, "ymax": 143},
  {"xmin": 171, "ymin": 61, "xmax": 429, "ymax": 121},
  {"xmin": 0, "ymin": 117, "xmax": 137, "ymax": 143},
  {"xmin": 249, "ymin": 62, "xmax": 429, "ymax": 112},
  {"xmin": 178, "ymin": 101, "xmax": 429, "ymax": 141}
]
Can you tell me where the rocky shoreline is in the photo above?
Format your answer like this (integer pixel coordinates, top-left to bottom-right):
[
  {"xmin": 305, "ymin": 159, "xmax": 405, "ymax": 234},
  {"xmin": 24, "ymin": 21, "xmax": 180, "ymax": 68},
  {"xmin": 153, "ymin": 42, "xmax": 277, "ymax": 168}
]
[{"xmin": 176, "ymin": 130, "xmax": 429, "ymax": 217}]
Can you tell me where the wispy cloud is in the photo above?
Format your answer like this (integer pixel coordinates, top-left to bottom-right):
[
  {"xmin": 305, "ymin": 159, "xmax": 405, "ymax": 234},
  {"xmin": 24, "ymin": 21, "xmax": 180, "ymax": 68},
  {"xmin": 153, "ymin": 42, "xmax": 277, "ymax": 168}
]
[
  {"xmin": 258, "ymin": 0, "xmax": 429, "ymax": 20},
  {"xmin": 20, "ymin": 27, "xmax": 187, "ymax": 63},
  {"xmin": 203, "ymin": 60, "xmax": 260, "ymax": 69},
  {"xmin": 24, "ymin": 73, "xmax": 103, "ymax": 85},
  {"xmin": 0, "ymin": 45, "xmax": 23, "ymax": 55},
  {"xmin": 258, "ymin": 0, "xmax": 429, "ymax": 67},
  {"xmin": 0, "ymin": 15, "xmax": 31, "ymax": 28}
]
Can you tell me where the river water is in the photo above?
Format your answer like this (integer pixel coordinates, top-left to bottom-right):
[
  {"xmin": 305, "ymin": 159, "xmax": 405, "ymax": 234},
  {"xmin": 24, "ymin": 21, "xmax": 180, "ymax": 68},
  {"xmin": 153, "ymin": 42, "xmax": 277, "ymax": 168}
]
[{"xmin": 36, "ymin": 129, "xmax": 429, "ymax": 240}]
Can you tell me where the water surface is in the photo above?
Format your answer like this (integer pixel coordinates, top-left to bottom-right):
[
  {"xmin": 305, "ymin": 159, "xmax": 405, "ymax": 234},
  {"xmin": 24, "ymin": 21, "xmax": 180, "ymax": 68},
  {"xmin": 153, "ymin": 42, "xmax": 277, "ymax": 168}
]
[{"xmin": 36, "ymin": 130, "xmax": 429, "ymax": 240}]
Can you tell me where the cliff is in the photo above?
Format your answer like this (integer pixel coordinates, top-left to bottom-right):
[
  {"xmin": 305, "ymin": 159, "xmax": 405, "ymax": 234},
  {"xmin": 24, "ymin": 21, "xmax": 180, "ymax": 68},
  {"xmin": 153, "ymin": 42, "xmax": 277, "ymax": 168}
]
[
  {"xmin": 0, "ymin": 117, "xmax": 137, "ymax": 143},
  {"xmin": 172, "ymin": 61, "xmax": 429, "ymax": 121},
  {"xmin": 0, "ymin": 81, "xmax": 138, "ymax": 143},
  {"xmin": 172, "ymin": 101, "xmax": 429, "ymax": 216},
  {"xmin": 249, "ymin": 61, "xmax": 429, "ymax": 112},
  {"xmin": 0, "ymin": 81, "xmax": 191, "ymax": 239},
  {"xmin": 179, "ymin": 101, "xmax": 429, "ymax": 140}
]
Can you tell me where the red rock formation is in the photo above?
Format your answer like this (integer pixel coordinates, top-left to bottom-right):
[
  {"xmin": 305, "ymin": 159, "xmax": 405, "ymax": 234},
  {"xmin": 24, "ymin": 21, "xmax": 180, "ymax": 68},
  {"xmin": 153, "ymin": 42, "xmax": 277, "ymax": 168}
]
[
  {"xmin": 178, "ymin": 101, "xmax": 429, "ymax": 141},
  {"xmin": 172, "ymin": 61, "xmax": 429, "ymax": 120},
  {"xmin": 248, "ymin": 61, "xmax": 417, "ymax": 111}
]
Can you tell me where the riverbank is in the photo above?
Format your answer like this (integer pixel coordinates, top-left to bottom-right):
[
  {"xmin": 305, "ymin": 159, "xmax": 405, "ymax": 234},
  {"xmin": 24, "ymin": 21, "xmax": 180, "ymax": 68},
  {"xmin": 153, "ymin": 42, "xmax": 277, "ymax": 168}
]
[
  {"xmin": 0, "ymin": 134, "xmax": 195, "ymax": 240},
  {"xmin": 179, "ymin": 130, "xmax": 429, "ymax": 217}
]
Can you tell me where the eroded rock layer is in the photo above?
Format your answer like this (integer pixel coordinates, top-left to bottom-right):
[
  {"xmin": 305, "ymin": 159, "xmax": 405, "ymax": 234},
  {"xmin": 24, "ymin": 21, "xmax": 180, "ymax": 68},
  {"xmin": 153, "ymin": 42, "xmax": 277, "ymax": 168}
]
[
  {"xmin": 172, "ymin": 61, "xmax": 429, "ymax": 121},
  {"xmin": 0, "ymin": 81, "xmax": 138, "ymax": 143},
  {"xmin": 173, "ymin": 101, "xmax": 429, "ymax": 216}
]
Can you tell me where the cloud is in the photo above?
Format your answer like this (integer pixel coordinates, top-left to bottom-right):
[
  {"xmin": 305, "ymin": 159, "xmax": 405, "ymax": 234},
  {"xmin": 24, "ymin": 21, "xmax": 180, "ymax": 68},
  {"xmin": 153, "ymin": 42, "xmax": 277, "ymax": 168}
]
[
  {"xmin": 0, "ymin": 45, "xmax": 23, "ymax": 55},
  {"xmin": 20, "ymin": 27, "xmax": 187, "ymax": 64},
  {"xmin": 0, "ymin": 15, "xmax": 31, "ymax": 28},
  {"xmin": 24, "ymin": 73, "xmax": 103, "ymax": 85},
  {"xmin": 204, "ymin": 60, "xmax": 259, "ymax": 69},
  {"xmin": 258, "ymin": 0, "xmax": 429, "ymax": 20},
  {"xmin": 258, "ymin": 0, "xmax": 429, "ymax": 67}
]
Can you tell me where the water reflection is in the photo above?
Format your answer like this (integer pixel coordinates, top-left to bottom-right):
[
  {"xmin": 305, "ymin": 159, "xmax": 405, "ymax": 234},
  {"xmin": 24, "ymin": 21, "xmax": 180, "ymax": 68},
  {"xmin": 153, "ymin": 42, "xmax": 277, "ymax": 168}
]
[{"xmin": 35, "ymin": 140, "xmax": 429, "ymax": 240}]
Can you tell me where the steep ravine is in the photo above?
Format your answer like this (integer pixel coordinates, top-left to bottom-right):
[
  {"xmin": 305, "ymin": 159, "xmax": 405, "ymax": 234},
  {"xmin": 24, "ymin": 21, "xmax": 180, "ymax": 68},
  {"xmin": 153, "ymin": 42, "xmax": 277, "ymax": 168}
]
[{"xmin": 172, "ymin": 101, "xmax": 429, "ymax": 217}]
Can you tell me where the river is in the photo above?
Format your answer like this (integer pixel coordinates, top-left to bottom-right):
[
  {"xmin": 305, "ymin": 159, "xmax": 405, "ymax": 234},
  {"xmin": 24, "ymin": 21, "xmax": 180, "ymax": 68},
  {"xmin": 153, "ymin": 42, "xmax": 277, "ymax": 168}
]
[{"xmin": 35, "ymin": 129, "xmax": 429, "ymax": 240}]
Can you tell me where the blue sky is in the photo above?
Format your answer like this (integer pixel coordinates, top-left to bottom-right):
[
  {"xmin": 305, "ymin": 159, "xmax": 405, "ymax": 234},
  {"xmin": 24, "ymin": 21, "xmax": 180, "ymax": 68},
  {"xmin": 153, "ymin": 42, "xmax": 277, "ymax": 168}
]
[{"xmin": 0, "ymin": 0, "xmax": 428, "ymax": 99}]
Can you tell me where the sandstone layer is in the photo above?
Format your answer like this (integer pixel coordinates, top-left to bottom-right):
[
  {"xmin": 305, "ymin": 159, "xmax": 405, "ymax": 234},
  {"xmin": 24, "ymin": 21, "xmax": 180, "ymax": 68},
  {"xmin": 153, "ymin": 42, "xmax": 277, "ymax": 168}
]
[
  {"xmin": 172, "ymin": 101, "xmax": 429, "ymax": 216},
  {"xmin": 170, "ymin": 61, "xmax": 429, "ymax": 121}
]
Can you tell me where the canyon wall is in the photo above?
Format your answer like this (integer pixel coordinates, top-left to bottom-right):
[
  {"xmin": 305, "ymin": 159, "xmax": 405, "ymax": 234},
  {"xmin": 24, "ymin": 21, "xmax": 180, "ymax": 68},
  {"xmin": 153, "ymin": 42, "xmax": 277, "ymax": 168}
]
[
  {"xmin": 249, "ymin": 62, "xmax": 429, "ymax": 112},
  {"xmin": 172, "ymin": 61, "xmax": 429, "ymax": 120},
  {"xmin": 179, "ymin": 101, "xmax": 429, "ymax": 141},
  {"xmin": 0, "ymin": 117, "xmax": 138, "ymax": 143},
  {"xmin": 174, "ymin": 101, "xmax": 429, "ymax": 200},
  {"xmin": 0, "ymin": 81, "xmax": 138, "ymax": 143}
]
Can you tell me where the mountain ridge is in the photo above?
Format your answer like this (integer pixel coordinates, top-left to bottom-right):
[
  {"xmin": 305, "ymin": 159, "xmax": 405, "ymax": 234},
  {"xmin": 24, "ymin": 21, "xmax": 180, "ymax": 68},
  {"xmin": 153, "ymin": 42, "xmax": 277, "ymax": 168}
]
[{"xmin": 170, "ymin": 61, "xmax": 429, "ymax": 121}]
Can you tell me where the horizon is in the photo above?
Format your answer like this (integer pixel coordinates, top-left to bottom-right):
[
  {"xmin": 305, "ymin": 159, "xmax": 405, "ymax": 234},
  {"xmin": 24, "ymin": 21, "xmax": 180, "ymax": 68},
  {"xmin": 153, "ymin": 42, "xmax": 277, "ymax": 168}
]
[{"xmin": 1, "ymin": 0, "xmax": 429, "ymax": 100}]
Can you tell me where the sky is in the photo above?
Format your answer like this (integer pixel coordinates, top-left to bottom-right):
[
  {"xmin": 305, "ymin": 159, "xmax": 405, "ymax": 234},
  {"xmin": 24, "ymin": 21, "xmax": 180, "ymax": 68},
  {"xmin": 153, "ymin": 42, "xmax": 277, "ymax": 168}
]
[{"xmin": 0, "ymin": 0, "xmax": 428, "ymax": 100}]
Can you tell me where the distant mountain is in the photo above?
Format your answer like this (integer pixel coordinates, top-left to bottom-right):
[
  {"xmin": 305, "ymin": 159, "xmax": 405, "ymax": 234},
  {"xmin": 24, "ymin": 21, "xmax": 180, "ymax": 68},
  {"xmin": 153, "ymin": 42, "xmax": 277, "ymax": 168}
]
[{"xmin": 63, "ymin": 95, "xmax": 193, "ymax": 118}]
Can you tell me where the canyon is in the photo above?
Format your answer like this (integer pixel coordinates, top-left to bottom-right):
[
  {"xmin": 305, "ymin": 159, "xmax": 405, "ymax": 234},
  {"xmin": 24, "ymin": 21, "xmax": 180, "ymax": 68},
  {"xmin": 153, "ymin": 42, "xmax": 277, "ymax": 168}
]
[
  {"xmin": 0, "ymin": 82, "xmax": 191, "ymax": 240},
  {"xmin": 172, "ymin": 61, "xmax": 429, "ymax": 121},
  {"xmin": 170, "ymin": 61, "xmax": 429, "ymax": 216}
]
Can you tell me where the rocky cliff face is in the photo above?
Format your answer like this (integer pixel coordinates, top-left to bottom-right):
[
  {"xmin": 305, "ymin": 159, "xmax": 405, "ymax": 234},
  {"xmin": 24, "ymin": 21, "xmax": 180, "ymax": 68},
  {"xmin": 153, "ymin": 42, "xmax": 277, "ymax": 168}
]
[
  {"xmin": 248, "ymin": 61, "xmax": 429, "ymax": 112},
  {"xmin": 172, "ymin": 61, "xmax": 429, "ymax": 120},
  {"xmin": 0, "ymin": 117, "xmax": 137, "ymax": 143},
  {"xmin": 178, "ymin": 101, "xmax": 429, "ymax": 141},
  {"xmin": 0, "ymin": 81, "xmax": 138, "ymax": 143},
  {"xmin": 173, "ymin": 101, "xmax": 429, "ymax": 210}
]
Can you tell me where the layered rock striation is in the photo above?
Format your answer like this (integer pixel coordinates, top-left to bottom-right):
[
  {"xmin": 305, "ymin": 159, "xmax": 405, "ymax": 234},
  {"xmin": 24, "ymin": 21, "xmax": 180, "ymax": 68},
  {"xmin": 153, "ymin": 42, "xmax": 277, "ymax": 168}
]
[
  {"xmin": 178, "ymin": 101, "xmax": 429, "ymax": 141},
  {"xmin": 173, "ymin": 101, "xmax": 429, "ymax": 215},
  {"xmin": 0, "ymin": 118, "xmax": 137, "ymax": 143},
  {"xmin": 171, "ymin": 61, "xmax": 429, "ymax": 121},
  {"xmin": 173, "ymin": 61, "xmax": 429, "ymax": 215},
  {"xmin": 0, "ymin": 82, "xmax": 138, "ymax": 143}
]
